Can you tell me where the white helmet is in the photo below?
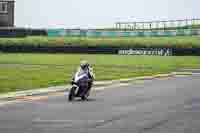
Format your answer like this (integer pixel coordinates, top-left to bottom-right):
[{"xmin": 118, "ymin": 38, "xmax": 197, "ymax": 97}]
[{"xmin": 80, "ymin": 60, "xmax": 89, "ymax": 69}]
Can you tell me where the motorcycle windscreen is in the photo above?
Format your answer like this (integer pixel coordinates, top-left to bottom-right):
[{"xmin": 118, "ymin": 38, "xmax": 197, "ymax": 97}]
[{"xmin": 74, "ymin": 70, "xmax": 89, "ymax": 83}]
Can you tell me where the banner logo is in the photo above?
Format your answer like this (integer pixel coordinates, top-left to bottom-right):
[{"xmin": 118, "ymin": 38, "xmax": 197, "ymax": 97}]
[{"xmin": 118, "ymin": 49, "xmax": 172, "ymax": 56}]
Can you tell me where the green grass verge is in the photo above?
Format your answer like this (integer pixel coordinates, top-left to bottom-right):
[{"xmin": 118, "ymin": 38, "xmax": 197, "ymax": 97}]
[
  {"xmin": 0, "ymin": 36, "xmax": 200, "ymax": 48},
  {"xmin": 173, "ymin": 72, "xmax": 193, "ymax": 75},
  {"xmin": 0, "ymin": 53, "xmax": 200, "ymax": 93}
]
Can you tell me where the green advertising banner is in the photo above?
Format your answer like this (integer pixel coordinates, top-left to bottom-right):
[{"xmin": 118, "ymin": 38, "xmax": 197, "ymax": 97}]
[
  {"xmin": 47, "ymin": 29, "xmax": 200, "ymax": 37},
  {"xmin": 47, "ymin": 29, "xmax": 66, "ymax": 37}
]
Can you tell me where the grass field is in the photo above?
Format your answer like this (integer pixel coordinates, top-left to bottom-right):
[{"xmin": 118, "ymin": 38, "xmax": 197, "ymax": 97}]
[
  {"xmin": 0, "ymin": 53, "xmax": 200, "ymax": 93},
  {"xmin": 0, "ymin": 36, "xmax": 200, "ymax": 48}
]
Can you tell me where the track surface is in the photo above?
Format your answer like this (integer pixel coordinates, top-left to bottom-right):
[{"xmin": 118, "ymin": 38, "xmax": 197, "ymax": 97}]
[{"xmin": 0, "ymin": 74, "xmax": 200, "ymax": 133}]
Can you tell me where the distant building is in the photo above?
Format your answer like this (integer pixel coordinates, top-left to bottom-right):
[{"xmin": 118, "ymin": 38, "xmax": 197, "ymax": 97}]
[{"xmin": 0, "ymin": 0, "xmax": 15, "ymax": 27}]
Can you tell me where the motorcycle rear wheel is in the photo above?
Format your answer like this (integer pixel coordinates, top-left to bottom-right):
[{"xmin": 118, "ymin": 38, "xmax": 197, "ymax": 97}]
[{"xmin": 81, "ymin": 95, "xmax": 87, "ymax": 101}]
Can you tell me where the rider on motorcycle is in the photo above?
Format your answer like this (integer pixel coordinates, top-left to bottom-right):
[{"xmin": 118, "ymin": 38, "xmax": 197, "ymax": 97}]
[{"xmin": 72, "ymin": 60, "xmax": 95, "ymax": 92}]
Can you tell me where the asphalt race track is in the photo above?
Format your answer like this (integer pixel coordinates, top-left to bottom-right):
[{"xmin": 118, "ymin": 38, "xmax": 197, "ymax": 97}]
[{"xmin": 0, "ymin": 74, "xmax": 200, "ymax": 133}]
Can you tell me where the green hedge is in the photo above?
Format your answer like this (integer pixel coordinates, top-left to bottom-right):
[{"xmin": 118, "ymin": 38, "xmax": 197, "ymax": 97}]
[{"xmin": 0, "ymin": 36, "xmax": 200, "ymax": 48}]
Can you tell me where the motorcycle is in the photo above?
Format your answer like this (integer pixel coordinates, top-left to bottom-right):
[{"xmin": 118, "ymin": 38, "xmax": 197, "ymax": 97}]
[{"xmin": 68, "ymin": 70, "xmax": 91, "ymax": 101}]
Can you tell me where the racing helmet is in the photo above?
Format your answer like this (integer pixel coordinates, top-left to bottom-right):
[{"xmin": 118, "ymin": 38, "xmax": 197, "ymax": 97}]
[{"xmin": 80, "ymin": 60, "xmax": 89, "ymax": 70}]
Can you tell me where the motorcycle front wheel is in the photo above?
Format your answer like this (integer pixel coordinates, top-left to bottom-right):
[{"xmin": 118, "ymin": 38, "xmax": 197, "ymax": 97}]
[{"xmin": 68, "ymin": 86, "xmax": 76, "ymax": 101}]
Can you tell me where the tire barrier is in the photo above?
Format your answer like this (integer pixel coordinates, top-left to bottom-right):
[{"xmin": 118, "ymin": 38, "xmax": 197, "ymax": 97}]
[
  {"xmin": 0, "ymin": 28, "xmax": 27, "ymax": 37},
  {"xmin": 0, "ymin": 28, "xmax": 47, "ymax": 37}
]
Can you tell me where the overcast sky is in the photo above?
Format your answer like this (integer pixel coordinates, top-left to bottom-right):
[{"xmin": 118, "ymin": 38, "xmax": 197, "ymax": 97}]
[{"xmin": 15, "ymin": 0, "xmax": 199, "ymax": 28}]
